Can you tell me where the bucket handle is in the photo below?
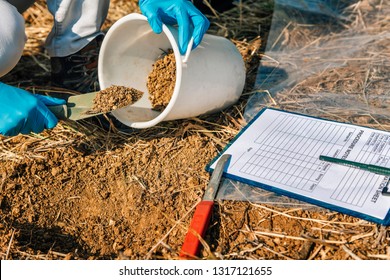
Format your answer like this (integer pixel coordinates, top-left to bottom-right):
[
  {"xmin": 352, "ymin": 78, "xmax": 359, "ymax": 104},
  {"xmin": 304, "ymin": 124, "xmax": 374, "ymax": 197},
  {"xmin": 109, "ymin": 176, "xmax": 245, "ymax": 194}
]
[{"xmin": 181, "ymin": 37, "xmax": 194, "ymax": 65}]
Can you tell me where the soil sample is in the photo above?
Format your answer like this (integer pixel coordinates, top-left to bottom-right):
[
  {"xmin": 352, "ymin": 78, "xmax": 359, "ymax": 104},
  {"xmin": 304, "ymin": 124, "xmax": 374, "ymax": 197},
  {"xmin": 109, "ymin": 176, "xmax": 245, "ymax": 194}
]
[
  {"xmin": 147, "ymin": 50, "xmax": 176, "ymax": 111},
  {"xmin": 89, "ymin": 85, "xmax": 143, "ymax": 114}
]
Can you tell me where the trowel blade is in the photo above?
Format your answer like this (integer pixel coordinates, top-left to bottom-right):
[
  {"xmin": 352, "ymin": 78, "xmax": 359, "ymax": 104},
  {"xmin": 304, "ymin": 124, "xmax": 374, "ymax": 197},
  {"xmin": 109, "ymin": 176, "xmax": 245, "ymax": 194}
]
[
  {"xmin": 47, "ymin": 91, "xmax": 105, "ymax": 121},
  {"xmin": 65, "ymin": 91, "xmax": 100, "ymax": 120}
]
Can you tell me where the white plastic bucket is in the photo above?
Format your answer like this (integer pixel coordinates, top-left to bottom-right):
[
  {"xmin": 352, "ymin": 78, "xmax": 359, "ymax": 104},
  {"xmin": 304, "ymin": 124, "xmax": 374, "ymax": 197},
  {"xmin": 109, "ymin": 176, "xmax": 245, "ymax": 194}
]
[{"xmin": 98, "ymin": 13, "xmax": 246, "ymax": 129}]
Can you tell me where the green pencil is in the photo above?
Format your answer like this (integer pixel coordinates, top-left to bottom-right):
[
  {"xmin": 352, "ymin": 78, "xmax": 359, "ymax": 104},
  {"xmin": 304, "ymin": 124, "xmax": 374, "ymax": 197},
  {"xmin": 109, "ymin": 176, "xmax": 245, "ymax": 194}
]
[{"xmin": 319, "ymin": 155, "xmax": 390, "ymax": 177}]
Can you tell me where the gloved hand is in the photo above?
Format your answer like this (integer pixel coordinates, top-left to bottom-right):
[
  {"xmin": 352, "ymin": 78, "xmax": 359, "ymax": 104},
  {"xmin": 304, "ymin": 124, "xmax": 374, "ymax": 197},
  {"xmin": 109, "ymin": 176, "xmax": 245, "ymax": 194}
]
[
  {"xmin": 139, "ymin": 0, "xmax": 210, "ymax": 54},
  {"xmin": 0, "ymin": 82, "xmax": 66, "ymax": 136}
]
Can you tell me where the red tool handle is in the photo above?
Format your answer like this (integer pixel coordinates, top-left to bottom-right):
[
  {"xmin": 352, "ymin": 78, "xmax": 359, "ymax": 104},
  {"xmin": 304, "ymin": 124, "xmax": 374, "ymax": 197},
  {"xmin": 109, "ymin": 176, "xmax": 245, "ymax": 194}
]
[{"xmin": 179, "ymin": 200, "xmax": 214, "ymax": 259}]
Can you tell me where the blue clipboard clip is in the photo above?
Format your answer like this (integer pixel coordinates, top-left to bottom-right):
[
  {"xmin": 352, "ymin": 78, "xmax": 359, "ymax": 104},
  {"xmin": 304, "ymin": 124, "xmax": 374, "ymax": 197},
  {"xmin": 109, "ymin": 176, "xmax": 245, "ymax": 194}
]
[{"xmin": 382, "ymin": 186, "xmax": 390, "ymax": 197}]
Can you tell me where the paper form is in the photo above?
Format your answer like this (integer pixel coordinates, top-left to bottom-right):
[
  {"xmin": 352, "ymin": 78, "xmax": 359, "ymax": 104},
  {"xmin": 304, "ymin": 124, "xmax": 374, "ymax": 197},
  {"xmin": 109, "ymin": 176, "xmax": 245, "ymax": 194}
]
[{"xmin": 210, "ymin": 108, "xmax": 390, "ymax": 222}]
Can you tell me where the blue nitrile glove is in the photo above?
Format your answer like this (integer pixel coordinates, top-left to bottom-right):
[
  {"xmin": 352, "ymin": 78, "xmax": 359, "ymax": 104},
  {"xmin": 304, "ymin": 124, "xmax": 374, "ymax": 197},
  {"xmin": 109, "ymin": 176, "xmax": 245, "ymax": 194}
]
[
  {"xmin": 0, "ymin": 82, "xmax": 66, "ymax": 136},
  {"xmin": 139, "ymin": 0, "xmax": 210, "ymax": 54}
]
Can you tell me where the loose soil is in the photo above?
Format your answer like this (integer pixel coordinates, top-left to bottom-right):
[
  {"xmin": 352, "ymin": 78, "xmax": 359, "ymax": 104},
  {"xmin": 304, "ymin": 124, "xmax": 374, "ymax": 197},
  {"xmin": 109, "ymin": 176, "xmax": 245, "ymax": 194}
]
[
  {"xmin": 0, "ymin": 0, "xmax": 389, "ymax": 261},
  {"xmin": 147, "ymin": 50, "xmax": 176, "ymax": 111},
  {"xmin": 89, "ymin": 85, "xmax": 143, "ymax": 114}
]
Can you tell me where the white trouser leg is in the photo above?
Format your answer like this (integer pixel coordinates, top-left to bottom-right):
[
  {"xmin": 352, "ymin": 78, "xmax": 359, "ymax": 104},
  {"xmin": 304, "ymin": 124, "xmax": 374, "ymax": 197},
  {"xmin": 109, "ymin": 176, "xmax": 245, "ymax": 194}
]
[
  {"xmin": 45, "ymin": 0, "xmax": 110, "ymax": 57},
  {"xmin": 0, "ymin": 0, "xmax": 26, "ymax": 77}
]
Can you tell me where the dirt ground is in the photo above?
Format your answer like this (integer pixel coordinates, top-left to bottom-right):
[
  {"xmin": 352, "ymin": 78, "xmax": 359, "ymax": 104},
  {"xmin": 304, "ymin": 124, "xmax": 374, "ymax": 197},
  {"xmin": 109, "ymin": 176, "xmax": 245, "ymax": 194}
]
[{"xmin": 0, "ymin": 0, "xmax": 389, "ymax": 260}]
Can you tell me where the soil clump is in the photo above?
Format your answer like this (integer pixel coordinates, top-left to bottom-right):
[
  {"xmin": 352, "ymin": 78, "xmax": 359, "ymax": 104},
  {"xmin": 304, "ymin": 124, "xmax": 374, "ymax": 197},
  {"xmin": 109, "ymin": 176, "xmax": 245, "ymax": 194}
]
[
  {"xmin": 147, "ymin": 50, "xmax": 176, "ymax": 111},
  {"xmin": 89, "ymin": 85, "xmax": 143, "ymax": 114}
]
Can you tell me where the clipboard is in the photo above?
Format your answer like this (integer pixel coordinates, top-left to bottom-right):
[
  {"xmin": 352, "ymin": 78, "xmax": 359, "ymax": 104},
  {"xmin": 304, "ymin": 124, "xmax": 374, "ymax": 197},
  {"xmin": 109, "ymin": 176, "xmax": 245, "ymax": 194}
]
[{"xmin": 208, "ymin": 108, "xmax": 390, "ymax": 225}]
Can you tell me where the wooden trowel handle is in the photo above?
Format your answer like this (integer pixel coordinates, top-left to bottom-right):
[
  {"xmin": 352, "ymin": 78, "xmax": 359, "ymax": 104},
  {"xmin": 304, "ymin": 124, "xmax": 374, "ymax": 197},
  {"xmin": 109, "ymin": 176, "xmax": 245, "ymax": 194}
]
[{"xmin": 48, "ymin": 104, "xmax": 69, "ymax": 119}]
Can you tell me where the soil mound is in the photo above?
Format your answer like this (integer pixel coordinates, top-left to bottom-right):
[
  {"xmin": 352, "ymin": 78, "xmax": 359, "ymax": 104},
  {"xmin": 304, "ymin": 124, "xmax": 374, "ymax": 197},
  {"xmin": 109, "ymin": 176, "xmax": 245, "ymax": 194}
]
[
  {"xmin": 147, "ymin": 50, "xmax": 176, "ymax": 111},
  {"xmin": 89, "ymin": 85, "xmax": 143, "ymax": 114}
]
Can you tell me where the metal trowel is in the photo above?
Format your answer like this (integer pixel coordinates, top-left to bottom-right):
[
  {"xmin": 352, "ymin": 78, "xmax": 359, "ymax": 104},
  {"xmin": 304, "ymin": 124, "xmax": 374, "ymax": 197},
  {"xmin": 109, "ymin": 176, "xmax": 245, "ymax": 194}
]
[
  {"xmin": 47, "ymin": 91, "xmax": 102, "ymax": 121},
  {"xmin": 179, "ymin": 154, "xmax": 231, "ymax": 259}
]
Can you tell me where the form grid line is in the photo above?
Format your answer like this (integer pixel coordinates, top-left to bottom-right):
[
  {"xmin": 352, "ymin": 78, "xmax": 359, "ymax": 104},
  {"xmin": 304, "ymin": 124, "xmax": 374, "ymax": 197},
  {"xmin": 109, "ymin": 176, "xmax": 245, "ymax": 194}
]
[
  {"xmin": 329, "ymin": 131, "xmax": 390, "ymax": 206},
  {"xmin": 240, "ymin": 115, "xmax": 350, "ymax": 192}
]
